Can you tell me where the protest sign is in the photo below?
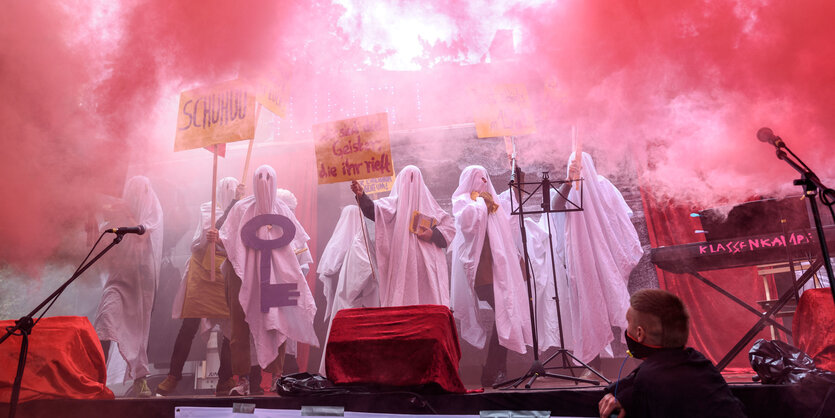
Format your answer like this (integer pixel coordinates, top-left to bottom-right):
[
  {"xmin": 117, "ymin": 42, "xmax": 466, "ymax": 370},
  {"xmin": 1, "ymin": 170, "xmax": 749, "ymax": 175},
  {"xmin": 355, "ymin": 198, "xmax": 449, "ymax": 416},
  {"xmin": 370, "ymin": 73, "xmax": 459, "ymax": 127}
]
[
  {"xmin": 254, "ymin": 74, "xmax": 288, "ymax": 118},
  {"xmin": 358, "ymin": 175, "xmax": 395, "ymax": 197},
  {"xmin": 174, "ymin": 79, "xmax": 257, "ymax": 151},
  {"xmin": 473, "ymin": 83, "xmax": 536, "ymax": 138},
  {"xmin": 313, "ymin": 113, "xmax": 393, "ymax": 185}
]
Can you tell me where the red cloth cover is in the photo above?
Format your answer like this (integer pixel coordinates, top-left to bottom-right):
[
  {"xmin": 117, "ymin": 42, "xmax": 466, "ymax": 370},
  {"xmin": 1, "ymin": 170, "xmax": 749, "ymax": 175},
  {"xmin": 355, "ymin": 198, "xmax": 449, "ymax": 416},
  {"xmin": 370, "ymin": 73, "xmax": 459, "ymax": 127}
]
[
  {"xmin": 794, "ymin": 288, "xmax": 835, "ymax": 372},
  {"xmin": 325, "ymin": 305, "xmax": 466, "ymax": 393},
  {"xmin": 0, "ymin": 316, "xmax": 114, "ymax": 403}
]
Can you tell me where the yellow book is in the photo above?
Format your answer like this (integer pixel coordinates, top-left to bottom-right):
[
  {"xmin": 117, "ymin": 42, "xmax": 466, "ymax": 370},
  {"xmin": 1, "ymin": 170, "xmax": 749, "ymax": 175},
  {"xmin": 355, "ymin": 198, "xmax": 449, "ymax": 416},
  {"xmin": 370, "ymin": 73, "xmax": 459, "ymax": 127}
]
[{"xmin": 410, "ymin": 210, "xmax": 438, "ymax": 234}]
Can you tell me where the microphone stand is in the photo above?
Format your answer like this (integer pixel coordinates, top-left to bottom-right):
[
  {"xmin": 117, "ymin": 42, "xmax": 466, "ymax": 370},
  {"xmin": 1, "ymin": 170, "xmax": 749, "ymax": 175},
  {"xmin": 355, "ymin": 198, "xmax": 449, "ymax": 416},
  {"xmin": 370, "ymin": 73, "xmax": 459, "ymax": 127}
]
[
  {"xmin": 0, "ymin": 233, "xmax": 126, "ymax": 418},
  {"xmin": 771, "ymin": 143, "xmax": 835, "ymax": 305}
]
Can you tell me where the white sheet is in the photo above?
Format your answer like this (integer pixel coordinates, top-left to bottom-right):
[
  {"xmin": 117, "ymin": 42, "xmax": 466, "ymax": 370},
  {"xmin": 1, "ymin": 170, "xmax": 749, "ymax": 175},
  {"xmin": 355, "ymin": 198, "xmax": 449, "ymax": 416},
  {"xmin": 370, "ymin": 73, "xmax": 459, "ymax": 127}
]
[
  {"xmin": 219, "ymin": 165, "xmax": 319, "ymax": 369},
  {"xmin": 560, "ymin": 152, "xmax": 643, "ymax": 363},
  {"xmin": 450, "ymin": 166, "xmax": 531, "ymax": 354},
  {"xmin": 373, "ymin": 165, "xmax": 455, "ymax": 306},
  {"xmin": 94, "ymin": 175, "xmax": 163, "ymax": 381}
]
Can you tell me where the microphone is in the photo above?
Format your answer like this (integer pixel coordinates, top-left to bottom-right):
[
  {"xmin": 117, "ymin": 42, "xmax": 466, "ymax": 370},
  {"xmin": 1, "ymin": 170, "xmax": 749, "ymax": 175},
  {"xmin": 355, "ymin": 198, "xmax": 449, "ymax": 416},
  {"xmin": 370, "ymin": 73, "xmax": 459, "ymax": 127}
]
[
  {"xmin": 106, "ymin": 225, "xmax": 146, "ymax": 235},
  {"xmin": 757, "ymin": 127, "xmax": 785, "ymax": 148}
]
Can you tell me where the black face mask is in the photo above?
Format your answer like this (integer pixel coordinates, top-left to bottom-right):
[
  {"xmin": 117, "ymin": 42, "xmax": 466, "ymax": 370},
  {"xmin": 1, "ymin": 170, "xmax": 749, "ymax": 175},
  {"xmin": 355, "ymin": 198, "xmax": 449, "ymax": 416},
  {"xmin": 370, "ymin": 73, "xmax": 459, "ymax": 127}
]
[{"xmin": 625, "ymin": 330, "xmax": 664, "ymax": 359}]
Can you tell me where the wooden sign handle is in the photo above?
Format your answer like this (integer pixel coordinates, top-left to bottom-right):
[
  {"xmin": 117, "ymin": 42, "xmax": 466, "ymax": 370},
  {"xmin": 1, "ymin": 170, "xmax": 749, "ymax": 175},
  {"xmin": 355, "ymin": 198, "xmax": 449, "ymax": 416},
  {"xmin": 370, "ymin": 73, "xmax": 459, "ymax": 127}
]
[
  {"xmin": 240, "ymin": 103, "xmax": 262, "ymax": 186},
  {"xmin": 210, "ymin": 144, "xmax": 219, "ymax": 281}
]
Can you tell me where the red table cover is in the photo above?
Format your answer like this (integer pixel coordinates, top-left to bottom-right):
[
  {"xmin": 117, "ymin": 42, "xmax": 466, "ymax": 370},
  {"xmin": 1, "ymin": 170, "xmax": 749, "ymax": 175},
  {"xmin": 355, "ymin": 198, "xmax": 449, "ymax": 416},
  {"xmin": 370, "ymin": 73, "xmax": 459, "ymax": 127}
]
[
  {"xmin": 325, "ymin": 305, "xmax": 466, "ymax": 393},
  {"xmin": 794, "ymin": 288, "xmax": 835, "ymax": 372},
  {"xmin": 1, "ymin": 316, "xmax": 114, "ymax": 403}
]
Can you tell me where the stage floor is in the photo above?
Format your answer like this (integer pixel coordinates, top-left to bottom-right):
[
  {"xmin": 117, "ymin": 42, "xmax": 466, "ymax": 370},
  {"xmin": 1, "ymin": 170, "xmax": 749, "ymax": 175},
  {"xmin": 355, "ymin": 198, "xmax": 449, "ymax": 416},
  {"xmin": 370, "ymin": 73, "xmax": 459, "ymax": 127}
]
[{"xmin": 3, "ymin": 376, "xmax": 833, "ymax": 418}]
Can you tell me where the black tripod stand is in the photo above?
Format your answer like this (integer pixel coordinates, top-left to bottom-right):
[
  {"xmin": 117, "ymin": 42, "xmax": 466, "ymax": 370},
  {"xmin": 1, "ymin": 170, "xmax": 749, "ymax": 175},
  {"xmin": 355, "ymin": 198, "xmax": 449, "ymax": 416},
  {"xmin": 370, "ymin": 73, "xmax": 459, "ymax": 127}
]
[
  {"xmin": 0, "ymin": 231, "xmax": 127, "ymax": 418},
  {"xmin": 495, "ymin": 165, "xmax": 610, "ymax": 389},
  {"xmin": 758, "ymin": 127, "xmax": 835, "ymax": 304}
]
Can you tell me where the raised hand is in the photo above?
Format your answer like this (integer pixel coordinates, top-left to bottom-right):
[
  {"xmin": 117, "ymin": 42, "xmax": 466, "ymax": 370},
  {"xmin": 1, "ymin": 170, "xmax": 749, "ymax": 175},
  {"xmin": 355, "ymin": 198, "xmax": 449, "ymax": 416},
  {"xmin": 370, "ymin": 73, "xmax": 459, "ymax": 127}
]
[{"xmin": 350, "ymin": 180, "xmax": 364, "ymax": 197}]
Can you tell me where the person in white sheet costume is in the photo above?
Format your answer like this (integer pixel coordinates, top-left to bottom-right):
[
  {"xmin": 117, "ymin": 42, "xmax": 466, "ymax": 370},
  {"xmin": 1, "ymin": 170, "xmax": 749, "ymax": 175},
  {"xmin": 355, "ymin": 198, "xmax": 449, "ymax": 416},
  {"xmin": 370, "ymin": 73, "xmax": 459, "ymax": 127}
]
[
  {"xmin": 157, "ymin": 176, "xmax": 241, "ymax": 396},
  {"xmin": 557, "ymin": 152, "xmax": 643, "ymax": 364},
  {"xmin": 271, "ymin": 187, "xmax": 313, "ymax": 386},
  {"xmin": 351, "ymin": 165, "xmax": 455, "ymax": 306},
  {"xmin": 219, "ymin": 165, "xmax": 319, "ymax": 395},
  {"xmin": 450, "ymin": 166, "xmax": 532, "ymax": 386},
  {"xmin": 276, "ymin": 188, "xmax": 314, "ymax": 278},
  {"xmin": 94, "ymin": 175, "xmax": 163, "ymax": 397},
  {"xmin": 317, "ymin": 205, "xmax": 379, "ymax": 375},
  {"xmin": 496, "ymin": 171, "xmax": 567, "ymax": 354},
  {"xmin": 317, "ymin": 205, "xmax": 368, "ymax": 323}
]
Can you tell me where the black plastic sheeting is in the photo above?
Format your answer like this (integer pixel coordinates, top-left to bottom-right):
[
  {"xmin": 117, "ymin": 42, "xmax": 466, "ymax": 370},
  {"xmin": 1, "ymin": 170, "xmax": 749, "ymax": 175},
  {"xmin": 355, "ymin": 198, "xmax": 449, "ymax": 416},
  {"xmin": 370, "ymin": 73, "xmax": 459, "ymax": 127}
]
[{"xmin": 749, "ymin": 339, "xmax": 835, "ymax": 385}]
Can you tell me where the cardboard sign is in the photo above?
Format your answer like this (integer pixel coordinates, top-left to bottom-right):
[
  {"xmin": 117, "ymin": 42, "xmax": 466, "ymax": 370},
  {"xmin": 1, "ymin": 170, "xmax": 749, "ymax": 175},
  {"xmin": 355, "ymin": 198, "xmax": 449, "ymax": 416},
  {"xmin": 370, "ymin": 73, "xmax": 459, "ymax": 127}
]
[
  {"xmin": 358, "ymin": 175, "xmax": 395, "ymax": 197},
  {"xmin": 254, "ymin": 74, "xmax": 288, "ymax": 118},
  {"xmin": 473, "ymin": 83, "xmax": 536, "ymax": 138},
  {"xmin": 174, "ymin": 79, "xmax": 257, "ymax": 152},
  {"xmin": 313, "ymin": 113, "xmax": 393, "ymax": 185}
]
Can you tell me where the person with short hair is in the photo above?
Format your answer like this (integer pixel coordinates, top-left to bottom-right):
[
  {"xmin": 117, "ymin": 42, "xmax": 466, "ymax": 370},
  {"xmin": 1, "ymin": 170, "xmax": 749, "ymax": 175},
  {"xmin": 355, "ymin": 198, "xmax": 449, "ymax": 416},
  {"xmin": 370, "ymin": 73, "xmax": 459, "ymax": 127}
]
[{"xmin": 599, "ymin": 289, "xmax": 746, "ymax": 418}]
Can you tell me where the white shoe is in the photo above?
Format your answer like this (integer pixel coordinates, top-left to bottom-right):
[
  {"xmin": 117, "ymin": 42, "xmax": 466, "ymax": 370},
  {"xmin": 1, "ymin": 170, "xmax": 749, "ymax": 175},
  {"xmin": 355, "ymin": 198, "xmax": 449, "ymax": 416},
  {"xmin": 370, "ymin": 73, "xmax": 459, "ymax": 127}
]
[{"xmin": 229, "ymin": 376, "xmax": 250, "ymax": 396}]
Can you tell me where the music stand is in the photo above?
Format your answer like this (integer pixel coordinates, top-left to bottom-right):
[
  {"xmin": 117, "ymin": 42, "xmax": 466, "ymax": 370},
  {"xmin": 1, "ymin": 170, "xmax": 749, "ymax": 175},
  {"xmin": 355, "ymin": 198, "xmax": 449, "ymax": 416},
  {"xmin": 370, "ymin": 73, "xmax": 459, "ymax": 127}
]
[{"xmin": 495, "ymin": 164, "xmax": 610, "ymax": 389}]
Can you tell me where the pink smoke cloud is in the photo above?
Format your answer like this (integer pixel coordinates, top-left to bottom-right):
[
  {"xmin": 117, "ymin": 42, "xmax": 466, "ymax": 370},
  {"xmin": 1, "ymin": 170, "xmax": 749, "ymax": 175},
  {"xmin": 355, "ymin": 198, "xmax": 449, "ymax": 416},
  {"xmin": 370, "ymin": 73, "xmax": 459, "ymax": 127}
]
[{"xmin": 3, "ymin": 0, "xmax": 834, "ymax": 276}]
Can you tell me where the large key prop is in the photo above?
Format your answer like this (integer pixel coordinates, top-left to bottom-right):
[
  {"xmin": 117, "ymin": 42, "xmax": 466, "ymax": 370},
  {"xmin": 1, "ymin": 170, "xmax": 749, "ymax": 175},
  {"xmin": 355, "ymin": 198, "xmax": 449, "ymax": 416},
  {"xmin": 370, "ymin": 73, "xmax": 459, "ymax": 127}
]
[{"xmin": 241, "ymin": 214, "xmax": 300, "ymax": 312}]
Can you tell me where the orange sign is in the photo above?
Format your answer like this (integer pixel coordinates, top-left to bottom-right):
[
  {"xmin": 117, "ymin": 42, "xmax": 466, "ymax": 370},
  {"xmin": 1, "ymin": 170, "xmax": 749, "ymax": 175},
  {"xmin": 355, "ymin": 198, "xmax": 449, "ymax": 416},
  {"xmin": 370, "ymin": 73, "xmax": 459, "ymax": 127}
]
[
  {"xmin": 313, "ymin": 113, "xmax": 393, "ymax": 185},
  {"xmin": 174, "ymin": 79, "xmax": 257, "ymax": 151},
  {"xmin": 473, "ymin": 83, "xmax": 536, "ymax": 138},
  {"xmin": 254, "ymin": 74, "xmax": 289, "ymax": 118}
]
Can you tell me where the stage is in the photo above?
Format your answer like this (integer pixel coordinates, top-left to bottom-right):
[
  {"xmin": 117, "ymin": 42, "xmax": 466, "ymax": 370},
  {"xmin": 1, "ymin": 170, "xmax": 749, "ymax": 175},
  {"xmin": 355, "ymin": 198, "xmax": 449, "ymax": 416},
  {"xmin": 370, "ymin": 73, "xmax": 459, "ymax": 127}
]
[{"xmin": 3, "ymin": 376, "xmax": 832, "ymax": 418}]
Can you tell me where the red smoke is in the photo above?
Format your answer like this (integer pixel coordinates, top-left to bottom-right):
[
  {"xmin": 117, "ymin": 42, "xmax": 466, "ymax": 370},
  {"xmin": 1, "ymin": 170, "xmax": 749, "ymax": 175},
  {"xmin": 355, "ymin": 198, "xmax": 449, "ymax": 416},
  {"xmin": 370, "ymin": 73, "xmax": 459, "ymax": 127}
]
[
  {"xmin": 3, "ymin": 0, "xmax": 835, "ymax": 275},
  {"xmin": 513, "ymin": 0, "xmax": 835, "ymax": 204}
]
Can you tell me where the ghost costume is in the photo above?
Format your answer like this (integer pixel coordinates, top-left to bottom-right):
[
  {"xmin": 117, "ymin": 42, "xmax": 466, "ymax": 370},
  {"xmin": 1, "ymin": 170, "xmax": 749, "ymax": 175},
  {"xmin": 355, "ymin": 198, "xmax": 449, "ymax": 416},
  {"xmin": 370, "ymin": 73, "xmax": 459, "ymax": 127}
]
[
  {"xmin": 559, "ymin": 152, "xmax": 643, "ymax": 363},
  {"xmin": 160, "ymin": 177, "xmax": 238, "ymax": 389},
  {"xmin": 94, "ymin": 176, "xmax": 163, "ymax": 381},
  {"xmin": 450, "ymin": 166, "xmax": 532, "ymax": 357},
  {"xmin": 276, "ymin": 188, "xmax": 313, "ymax": 278},
  {"xmin": 219, "ymin": 165, "xmax": 319, "ymax": 374},
  {"xmin": 274, "ymin": 188, "xmax": 313, "ymax": 360},
  {"xmin": 317, "ymin": 205, "xmax": 364, "ymax": 322},
  {"xmin": 496, "ymin": 187, "xmax": 564, "ymax": 353},
  {"xmin": 318, "ymin": 206, "xmax": 379, "ymax": 375},
  {"xmin": 172, "ymin": 176, "xmax": 239, "ymax": 319},
  {"xmin": 357, "ymin": 165, "xmax": 455, "ymax": 307}
]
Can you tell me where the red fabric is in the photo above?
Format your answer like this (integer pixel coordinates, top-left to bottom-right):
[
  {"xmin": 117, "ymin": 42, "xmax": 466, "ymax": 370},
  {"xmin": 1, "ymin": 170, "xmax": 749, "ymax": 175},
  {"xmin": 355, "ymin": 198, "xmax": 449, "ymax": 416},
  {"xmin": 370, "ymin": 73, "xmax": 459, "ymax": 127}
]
[
  {"xmin": 0, "ymin": 316, "xmax": 114, "ymax": 403},
  {"xmin": 325, "ymin": 305, "xmax": 467, "ymax": 393},
  {"xmin": 794, "ymin": 288, "xmax": 835, "ymax": 372},
  {"xmin": 640, "ymin": 188, "xmax": 771, "ymax": 372}
]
